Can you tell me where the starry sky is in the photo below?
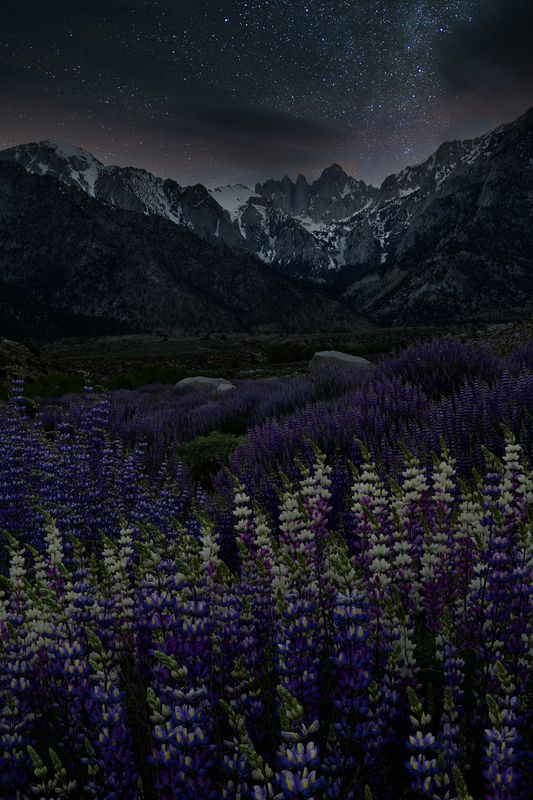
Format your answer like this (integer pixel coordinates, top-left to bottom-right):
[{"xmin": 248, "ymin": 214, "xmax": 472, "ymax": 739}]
[{"xmin": 1, "ymin": 0, "xmax": 532, "ymax": 187}]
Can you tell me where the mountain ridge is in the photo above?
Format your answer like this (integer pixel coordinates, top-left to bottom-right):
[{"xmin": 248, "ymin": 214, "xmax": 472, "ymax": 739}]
[
  {"xmin": 0, "ymin": 160, "xmax": 371, "ymax": 336},
  {"xmin": 1, "ymin": 107, "xmax": 532, "ymax": 325}
]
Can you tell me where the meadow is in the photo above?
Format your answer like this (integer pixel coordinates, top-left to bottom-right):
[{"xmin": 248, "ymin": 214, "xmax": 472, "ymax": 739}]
[{"xmin": 0, "ymin": 339, "xmax": 532, "ymax": 799}]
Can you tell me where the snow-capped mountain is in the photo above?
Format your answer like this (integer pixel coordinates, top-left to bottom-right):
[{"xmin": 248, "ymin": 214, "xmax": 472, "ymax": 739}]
[
  {"xmin": 207, "ymin": 183, "xmax": 336, "ymax": 277},
  {"xmin": 341, "ymin": 108, "xmax": 533, "ymax": 323},
  {"xmin": 0, "ymin": 130, "xmax": 498, "ymax": 282},
  {"xmin": 0, "ymin": 140, "xmax": 245, "ymax": 249},
  {"xmin": 0, "ymin": 136, "xmax": 481, "ymax": 281},
  {"xmin": 1, "ymin": 107, "xmax": 532, "ymax": 324},
  {"xmin": 0, "ymin": 159, "xmax": 367, "ymax": 336},
  {"xmin": 250, "ymin": 126, "xmax": 510, "ymax": 279},
  {"xmin": 208, "ymin": 183, "xmax": 260, "ymax": 221},
  {"xmin": 255, "ymin": 164, "xmax": 377, "ymax": 223}
]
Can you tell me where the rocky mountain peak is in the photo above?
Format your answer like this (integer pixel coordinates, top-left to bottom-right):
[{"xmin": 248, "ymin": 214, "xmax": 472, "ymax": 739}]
[
  {"xmin": 40, "ymin": 139, "xmax": 101, "ymax": 161},
  {"xmin": 319, "ymin": 163, "xmax": 348, "ymax": 181},
  {"xmin": 0, "ymin": 140, "xmax": 247, "ymax": 249},
  {"xmin": 0, "ymin": 139, "xmax": 103, "ymax": 196}
]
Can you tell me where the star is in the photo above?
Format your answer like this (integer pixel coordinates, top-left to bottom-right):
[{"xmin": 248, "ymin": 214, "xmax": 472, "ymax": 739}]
[{"xmin": 0, "ymin": 0, "xmax": 530, "ymax": 186}]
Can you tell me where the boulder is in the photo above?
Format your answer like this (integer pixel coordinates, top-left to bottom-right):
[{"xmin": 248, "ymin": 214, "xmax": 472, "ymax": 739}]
[
  {"xmin": 309, "ymin": 350, "xmax": 373, "ymax": 373},
  {"xmin": 175, "ymin": 376, "xmax": 235, "ymax": 393}
]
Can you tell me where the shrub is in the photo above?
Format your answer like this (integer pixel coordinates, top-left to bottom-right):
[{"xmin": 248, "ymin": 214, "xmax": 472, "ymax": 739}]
[
  {"xmin": 104, "ymin": 364, "xmax": 187, "ymax": 390},
  {"xmin": 177, "ymin": 430, "xmax": 243, "ymax": 485},
  {"xmin": 264, "ymin": 339, "xmax": 316, "ymax": 364},
  {"xmin": 24, "ymin": 372, "xmax": 87, "ymax": 398}
]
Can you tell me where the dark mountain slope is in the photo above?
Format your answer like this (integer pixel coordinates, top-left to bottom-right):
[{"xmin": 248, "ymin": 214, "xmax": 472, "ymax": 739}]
[
  {"xmin": 0, "ymin": 281, "xmax": 132, "ymax": 339},
  {"xmin": 0, "ymin": 163, "xmax": 370, "ymax": 335},
  {"xmin": 344, "ymin": 108, "xmax": 533, "ymax": 323}
]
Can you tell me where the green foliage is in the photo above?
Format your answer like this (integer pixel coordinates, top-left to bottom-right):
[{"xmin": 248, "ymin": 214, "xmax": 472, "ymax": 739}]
[
  {"xmin": 264, "ymin": 339, "xmax": 317, "ymax": 364},
  {"xmin": 19, "ymin": 365, "xmax": 189, "ymax": 398},
  {"xmin": 24, "ymin": 372, "xmax": 87, "ymax": 399},
  {"xmin": 453, "ymin": 766, "xmax": 474, "ymax": 800},
  {"xmin": 105, "ymin": 365, "xmax": 187, "ymax": 391},
  {"xmin": 342, "ymin": 338, "xmax": 409, "ymax": 358},
  {"xmin": 177, "ymin": 431, "xmax": 243, "ymax": 485}
]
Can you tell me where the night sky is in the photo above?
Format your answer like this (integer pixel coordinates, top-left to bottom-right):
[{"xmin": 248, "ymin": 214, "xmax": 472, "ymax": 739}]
[{"xmin": 1, "ymin": 0, "xmax": 532, "ymax": 187}]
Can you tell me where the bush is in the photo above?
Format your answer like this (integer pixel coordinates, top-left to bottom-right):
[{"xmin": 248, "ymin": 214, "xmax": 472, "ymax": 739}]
[
  {"xmin": 177, "ymin": 430, "xmax": 243, "ymax": 485},
  {"xmin": 264, "ymin": 339, "xmax": 316, "ymax": 364},
  {"xmin": 105, "ymin": 365, "xmax": 187, "ymax": 390},
  {"xmin": 24, "ymin": 372, "xmax": 87, "ymax": 398}
]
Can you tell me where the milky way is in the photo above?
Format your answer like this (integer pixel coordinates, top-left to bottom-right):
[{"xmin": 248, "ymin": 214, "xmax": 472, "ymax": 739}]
[{"xmin": 1, "ymin": 0, "xmax": 532, "ymax": 186}]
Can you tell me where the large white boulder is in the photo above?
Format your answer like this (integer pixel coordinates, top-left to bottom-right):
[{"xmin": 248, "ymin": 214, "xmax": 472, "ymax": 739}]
[
  {"xmin": 175, "ymin": 376, "xmax": 236, "ymax": 393},
  {"xmin": 309, "ymin": 350, "xmax": 374, "ymax": 372}
]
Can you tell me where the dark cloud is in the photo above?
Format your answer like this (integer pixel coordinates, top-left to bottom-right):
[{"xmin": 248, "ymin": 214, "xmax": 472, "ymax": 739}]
[
  {"xmin": 185, "ymin": 102, "xmax": 341, "ymax": 145},
  {"xmin": 176, "ymin": 101, "xmax": 347, "ymax": 170},
  {"xmin": 441, "ymin": 0, "xmax": 533, "ymax": 117}
]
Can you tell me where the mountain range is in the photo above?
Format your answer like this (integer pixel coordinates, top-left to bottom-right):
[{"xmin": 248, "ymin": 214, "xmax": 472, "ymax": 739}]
[
  {"xmin": 0, "ymin": 161, "xmax": 367, "ymax": 337},
  {"xmin": 0, "ymin": 107, "xmax": 532, "ymax": 333}
]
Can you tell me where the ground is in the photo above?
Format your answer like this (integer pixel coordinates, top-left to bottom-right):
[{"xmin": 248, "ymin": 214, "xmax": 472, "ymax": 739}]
[{"xmin": 1, "ymin": 320, "xmax": 531, "ymax": 398}]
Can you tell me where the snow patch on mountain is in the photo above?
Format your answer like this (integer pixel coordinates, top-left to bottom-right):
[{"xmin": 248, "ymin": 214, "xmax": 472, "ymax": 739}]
[
  {"xmin": 13, "ymin": 140, "xmax": 104, "ymax": 196},
  {"xmin": 2, "ymin": 107, "xmax": 531, "ymax": 293},
  {"xmin": 208, "ymin": 184, "xmax": 258, "ymax": 220}
]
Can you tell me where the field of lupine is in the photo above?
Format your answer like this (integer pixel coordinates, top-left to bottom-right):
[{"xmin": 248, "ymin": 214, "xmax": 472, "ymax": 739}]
[{"xmin": 0, "ymin": 339, "xmax": 532, "ymax": 799}]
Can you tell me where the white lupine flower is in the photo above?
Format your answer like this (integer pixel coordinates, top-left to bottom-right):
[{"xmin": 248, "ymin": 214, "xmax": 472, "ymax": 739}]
[
  {"xmin": 516, "ymin": 469, "xmax": 533, "ymax": 504},
  {"xmin": 44, "ymin": 520, "xmax": 65, "ymax": 570},
  {"xmin": 352, "ymin": 462, "xmax": 393, "ymax": 589},
  {"xmin": 390, "ymin": 529, "xmax": 420, "ymax": 609},
  {"xmin": 521, "ymin": 631, "xmax": 533, "ymax": 665},
  {"xmin": 279, "ymin": 492, "xmax": 309, "ymax": 567},
  {"xmin": 233, "ymin": 486, "xmax": 254, "ymax": 541},
  {"xmin": 370, "ymin": 557, "xmax": 391, "ymax": 579},
  {"xmin": 395, "ymin": 622, "xmax": 417, "ymax": 679},
  {"xmin": 255, "ymin": 514, "xmax": 287, "ymax": 597},
  {"xmin": 300, "ymin": 453, "xmax": 332, "ymax": 500},
  {"xmin": 234, "ymin": 490, "xmax": 251, "ymax": 506},
  {"xmin": 500, "ymin": 440, "xmax": 531, "ymax": 511},
  {"xmin": 421, "ymin": 527, "xmax": 448, "ymax": 583},
  {"xmin": 432, "ymin": 455, "xmax": 456, "ymax": 504},
  {"xmin": 505, "ymin": 441, "xmax": 525, "ymax": 471},
  {"xmin": 272, "ymin": 559, "xmax": 290, "ymax": 598},
  {"xmin": 466, "ymin": 558, "xmax": 489, "ymax": 601},
  {"xmin": 352, "ymin": 461, "xmax": 389, "ymax": 518},
  {"xmin": 101, "ymin": 526, "xmax": 136, "ymax": 630},
  {"xmin": 9, "ymin": 546, "xmax": 27, "ymax": 589},
  {"xmin": 32, "ymin": 552, "xmax": 48, "ymax": 586},
  {"xmin": 254, "ymin": 514, "xmax": 272, "ymax": 547},
  {"xmin": 455, "ymin": 494, "xmax": 486, "ymax": 550},
  {"xmin": 392, "ymin": 463, "xmax": 429, "ymax": 522},
  {"xmin": 25, "ymin": 603, "xmax": 62, "ymax": 651},
  {"xmin": 0, "ymin": 590, "xmax": 7, "ymax": 624},
  {"xmin": 278, "ymin": 457, "xmax": 337, "ymax": 599},
  {"xmin": 200, "ymin": 523, "xmax": 221, "ymax": 587},
  {"xmin": 368, "ymin": 531, "xmax": 392, "ymax": 587},
  {"xmin": 279, "ymin": 493, "xmax": 304, "ymax": 530},
  {"xmin": 368, "ymin": 541, "xmax": 388, "ymax": 558}
]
